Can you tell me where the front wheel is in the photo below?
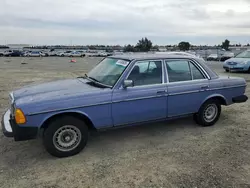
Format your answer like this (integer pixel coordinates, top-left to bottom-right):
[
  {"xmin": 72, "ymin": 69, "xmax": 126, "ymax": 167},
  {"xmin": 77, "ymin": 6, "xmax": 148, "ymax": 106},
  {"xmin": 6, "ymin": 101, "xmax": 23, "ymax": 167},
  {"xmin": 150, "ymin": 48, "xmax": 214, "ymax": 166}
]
[
  {"xmin": 43, "ymin": 116, "xmax": 88, "ymax": 157},
  {"xmin": 194, "ymin": 99, "xmax": 221, "ymax": 126}
]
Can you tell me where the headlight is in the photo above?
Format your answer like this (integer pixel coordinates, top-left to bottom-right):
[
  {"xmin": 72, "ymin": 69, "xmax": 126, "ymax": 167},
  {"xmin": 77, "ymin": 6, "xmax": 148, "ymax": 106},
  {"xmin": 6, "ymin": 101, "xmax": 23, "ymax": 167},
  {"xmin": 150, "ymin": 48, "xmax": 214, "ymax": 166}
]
[{"xmin": 239, "ymin": 61, "xmax": 248, "ymax": 65}]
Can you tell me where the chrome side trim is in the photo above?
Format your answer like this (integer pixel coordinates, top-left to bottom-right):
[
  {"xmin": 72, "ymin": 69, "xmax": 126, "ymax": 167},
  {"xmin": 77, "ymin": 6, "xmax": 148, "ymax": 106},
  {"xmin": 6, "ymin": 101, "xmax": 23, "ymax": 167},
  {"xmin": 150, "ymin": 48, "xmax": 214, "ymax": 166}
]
[
  {"xmin": 169, "ymin": 90, "xmax": 201, "ymax": 96},
  {"xmin": 209, "ymin": 85, "xmax": 246, "ymax": 91},
  {"xmin": 112, "ymin": 95, "xmax": 167, "ymax": 103},
  {"xmin": 167, "ymin": 79, "xmax": 208, "ymax": 86},
  {"xmin": 168, "ymin": 85, "xmax": 246, "ymax": 96},
  {"xmin": 27, "ymin": 102, "xmax": 111, "ymax": 116},
  {"xmin": 119, "ymin": 83, "xmax": 167, "ymax": 89},
  {"xmin": 113, "ymin": 117, "xmax": 167, "ymax": 128}
]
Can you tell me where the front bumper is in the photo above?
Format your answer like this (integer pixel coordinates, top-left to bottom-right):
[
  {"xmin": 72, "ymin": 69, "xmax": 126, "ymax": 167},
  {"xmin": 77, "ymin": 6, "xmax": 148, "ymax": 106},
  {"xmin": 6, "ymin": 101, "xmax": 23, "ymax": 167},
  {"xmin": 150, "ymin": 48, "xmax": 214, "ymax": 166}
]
[
  {"xmin": 1, "ymin": 110, "xmax": 14, "ymax": 137},
  {"xmin": 232, "ymin": 95, "xmax": 248, "ymax": 103},
  {"xmin": 1, "ymin": 109, "xmax": 38, "ymax": 141},
  {"xmin": 223, "ymin": 64, "xmax": 248, "ymax": 71}
]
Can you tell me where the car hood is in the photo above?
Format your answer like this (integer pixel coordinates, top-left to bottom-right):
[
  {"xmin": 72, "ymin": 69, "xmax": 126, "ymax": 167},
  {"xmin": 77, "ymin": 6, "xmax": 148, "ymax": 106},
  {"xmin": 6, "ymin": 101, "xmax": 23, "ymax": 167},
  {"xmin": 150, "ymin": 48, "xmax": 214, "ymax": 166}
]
[
  {"xmin": 225, "ymin": 58, "xmax": 250, "ymax": 63},
  {"xmin": 13, "ymin": 78, "xmax": 101, "ymax": 102}
]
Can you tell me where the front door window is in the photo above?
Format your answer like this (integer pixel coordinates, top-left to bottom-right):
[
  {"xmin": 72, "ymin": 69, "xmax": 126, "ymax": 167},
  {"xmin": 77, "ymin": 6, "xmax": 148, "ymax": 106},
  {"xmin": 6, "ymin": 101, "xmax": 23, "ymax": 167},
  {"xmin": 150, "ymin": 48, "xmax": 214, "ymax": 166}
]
[{"xmin": 127, "ymin": 60, "xmax": 163, "ymax": 86}]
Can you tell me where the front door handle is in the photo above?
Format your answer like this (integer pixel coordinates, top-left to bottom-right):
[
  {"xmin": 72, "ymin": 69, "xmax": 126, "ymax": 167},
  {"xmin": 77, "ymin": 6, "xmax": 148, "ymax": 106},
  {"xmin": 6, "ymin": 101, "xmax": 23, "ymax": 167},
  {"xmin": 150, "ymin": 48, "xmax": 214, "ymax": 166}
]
[
  {"xmin": 200, "ymin": 85, "xmax": 209, "ymax": 90},
  {"xmin": 157, "ymin": 90, "xmax": 167, "ymax": 94}
]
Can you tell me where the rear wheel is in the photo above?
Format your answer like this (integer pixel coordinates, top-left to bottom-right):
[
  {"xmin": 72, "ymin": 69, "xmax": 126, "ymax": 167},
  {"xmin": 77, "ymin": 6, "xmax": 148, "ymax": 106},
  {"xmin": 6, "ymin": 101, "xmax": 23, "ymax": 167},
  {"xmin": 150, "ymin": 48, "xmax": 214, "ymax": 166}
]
[
  {"xmin": 194, "ymin": 99, "xmax": 221, "ymax": 126},
  {"xmin": 225, "ymin": 69, "xmax": 229, "ymax": 72},
  {"xmin": 43, "ymin": 116, "xmax": 88, "ymax": 158}
]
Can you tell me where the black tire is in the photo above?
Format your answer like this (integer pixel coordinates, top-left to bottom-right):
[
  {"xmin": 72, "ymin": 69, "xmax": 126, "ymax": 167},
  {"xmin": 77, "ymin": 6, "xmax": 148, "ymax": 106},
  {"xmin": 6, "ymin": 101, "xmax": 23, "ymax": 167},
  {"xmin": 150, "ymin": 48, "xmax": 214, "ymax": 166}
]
[
  {"xmin": 43, "ymin": 116, "xmax": 88, "ymax": 158},
  {"xmin": 61, "ymin": 54, "xmax": 64, "ymax": 57},
  {"xmin": 194, "ymin": 99, "xmax": 221, "ymax": 127},
  {"xmin": 225, "ymin": 69, "xmax": 229, "ymax": 72},
  {"xmin": 248, "ymin": 67, "xmax": 250, "ymax": 73}
]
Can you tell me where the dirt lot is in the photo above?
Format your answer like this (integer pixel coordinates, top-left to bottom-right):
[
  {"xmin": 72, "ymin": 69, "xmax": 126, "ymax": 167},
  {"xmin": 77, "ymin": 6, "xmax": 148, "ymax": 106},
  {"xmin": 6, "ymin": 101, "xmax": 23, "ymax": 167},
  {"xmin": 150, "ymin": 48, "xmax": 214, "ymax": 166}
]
[{"xmin": 0, "ymin": 57, "xmax": 250, "ymax": 188}]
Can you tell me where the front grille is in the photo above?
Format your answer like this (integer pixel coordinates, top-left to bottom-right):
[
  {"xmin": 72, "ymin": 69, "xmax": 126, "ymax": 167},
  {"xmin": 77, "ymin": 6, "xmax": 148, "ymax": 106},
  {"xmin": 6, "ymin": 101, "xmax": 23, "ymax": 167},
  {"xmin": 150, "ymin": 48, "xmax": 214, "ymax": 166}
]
[{"xmin": 227, "ymin": 62, "xmax": 237, "ymax": 65}]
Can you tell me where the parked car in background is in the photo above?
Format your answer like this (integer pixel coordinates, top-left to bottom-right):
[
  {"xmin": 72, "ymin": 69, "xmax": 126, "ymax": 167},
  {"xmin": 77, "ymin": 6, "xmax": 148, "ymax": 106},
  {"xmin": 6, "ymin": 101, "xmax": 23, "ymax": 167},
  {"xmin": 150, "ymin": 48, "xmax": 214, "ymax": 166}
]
[
  {"xmin": 220, "ymin": 52, "xmax": 234, "ymax": 61},
  {"xmin": 27, "ymin": 51, "xmax": 46, "ymax": 57},
  {"xmin": 223, "ymin": 50, "xmax": 250, "ymax": 73},
  {"xmin": 207, "ymin": 54, "xmax": 220, "ymax": 61},
  {"xmin": 62, "ymin": 51, "xmax": 73, "ymax": 57},
  {"xmin": 23, "ymin": 51, "xmax": 32, "ymax": 57},
  {"xmin": 56, "ymin": 51, "xmax": 65, "ymax": 56},
  {"xmin": 2, "ymin": 54, "xmax": 248, "ymax": 157},
  {"xmin": 41, "ymin": 51, "xmax": 49, "ymax": 57},
  {"xmin": 69, "ymin": 51, "xmax": 85, "ymax": 57},
  {"xmin": 77, "ymin": 50, "xmax": 86, "ymax": 56},
  {"xmin": 97, "ymin": 52, "xmax": 108, "ymax": 57},
  {"xmin": 48, "ymin": 49, "xmax": 57, "ymax": 56},
  {"xmin": 3, "ymin": 50, "xmax": 14, "ymax": 56},
  {"xmin": 5, "ymin": 50, "xmax": 24, "ymax": 57},
  {"xmin": 88, "ymin": 52, "xmax": 99, "ymax": 57}
]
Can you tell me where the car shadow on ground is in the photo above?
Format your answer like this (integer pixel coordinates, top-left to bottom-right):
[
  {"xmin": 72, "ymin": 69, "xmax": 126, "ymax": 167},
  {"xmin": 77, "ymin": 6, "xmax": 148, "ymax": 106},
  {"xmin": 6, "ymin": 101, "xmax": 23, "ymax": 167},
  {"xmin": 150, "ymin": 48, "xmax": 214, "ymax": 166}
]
[
  {"xmin": 1, "ymin": 112, "xmax": 232, "ymax": 168},
  {"xmin": 2, "ymin": 115, "xmax": 220, "ymax": 161}
]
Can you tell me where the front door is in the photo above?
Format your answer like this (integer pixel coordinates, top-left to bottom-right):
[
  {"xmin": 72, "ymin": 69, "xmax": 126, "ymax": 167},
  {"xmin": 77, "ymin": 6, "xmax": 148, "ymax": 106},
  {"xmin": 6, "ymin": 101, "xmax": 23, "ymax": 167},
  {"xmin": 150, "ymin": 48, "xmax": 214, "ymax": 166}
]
[
  {"xmin": 112, "ymin": 60, "xmax": 168, "ymax": 126},
  {"xmin": 165, "ymin": 59, "xmax": 210, "ymax": 117}
]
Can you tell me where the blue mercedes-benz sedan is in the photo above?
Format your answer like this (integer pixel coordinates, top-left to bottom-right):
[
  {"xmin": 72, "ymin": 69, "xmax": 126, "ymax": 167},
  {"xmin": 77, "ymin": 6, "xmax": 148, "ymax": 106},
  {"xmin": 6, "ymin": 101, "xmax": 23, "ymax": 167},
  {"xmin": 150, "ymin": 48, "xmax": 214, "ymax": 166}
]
[
  {"xmin": 2, "ymin": 54, "xmax": 248, "ymax": 157},
  {"xmin": 223, "ymin": 50, "xmax": 250, "ymax": 73}
]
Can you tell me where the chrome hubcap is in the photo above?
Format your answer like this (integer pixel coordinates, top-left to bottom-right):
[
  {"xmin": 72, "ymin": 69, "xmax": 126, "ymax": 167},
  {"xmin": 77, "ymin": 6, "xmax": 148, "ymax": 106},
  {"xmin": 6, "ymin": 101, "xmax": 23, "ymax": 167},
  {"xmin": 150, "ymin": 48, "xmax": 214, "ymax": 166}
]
[
  {"xmin": 53, "ymin": 125, "xmax": 81, "ymax": 152},
  {"xmin": 203, "ymin": 104, "xmax": 218, "ymax": 122}
]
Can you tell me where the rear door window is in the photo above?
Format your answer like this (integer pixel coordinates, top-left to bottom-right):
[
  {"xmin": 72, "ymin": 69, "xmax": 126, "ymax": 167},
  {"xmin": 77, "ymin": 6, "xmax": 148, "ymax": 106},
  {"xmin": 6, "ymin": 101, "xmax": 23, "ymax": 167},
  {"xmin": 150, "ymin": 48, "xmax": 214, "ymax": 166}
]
[{"xmin": 165, "ymin": 60, "xmax": 206, "ymax": 82}]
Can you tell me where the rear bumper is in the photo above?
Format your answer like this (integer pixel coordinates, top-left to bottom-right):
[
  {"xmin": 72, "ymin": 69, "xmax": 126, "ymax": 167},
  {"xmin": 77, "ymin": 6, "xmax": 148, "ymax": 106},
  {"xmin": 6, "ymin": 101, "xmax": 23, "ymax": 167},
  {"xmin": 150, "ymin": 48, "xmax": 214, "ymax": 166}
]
[
  {"xmin": 232, "ymin": 95, "xmax": 248, "ymax": 103},
  {"xmin": 1, "ymin": 109, "xmax": 38, "ymax": 141}
]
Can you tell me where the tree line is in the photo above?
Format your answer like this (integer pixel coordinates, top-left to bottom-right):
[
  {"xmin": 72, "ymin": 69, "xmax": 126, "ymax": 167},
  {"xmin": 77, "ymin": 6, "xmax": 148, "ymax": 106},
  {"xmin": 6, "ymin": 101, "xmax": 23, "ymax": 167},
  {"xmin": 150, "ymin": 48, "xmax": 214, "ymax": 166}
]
[{"xmin": 124, "ymin": 38, "xmax": 235, "ymax": 52}]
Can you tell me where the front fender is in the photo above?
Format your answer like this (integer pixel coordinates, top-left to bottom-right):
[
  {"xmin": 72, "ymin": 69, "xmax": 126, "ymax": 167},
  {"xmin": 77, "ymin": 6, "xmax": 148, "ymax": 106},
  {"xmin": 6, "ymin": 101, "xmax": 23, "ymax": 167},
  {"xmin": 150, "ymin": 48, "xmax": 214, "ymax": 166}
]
[{"xmin": 25, "ymin": 110, "xmax": 95, "ymax": 129}]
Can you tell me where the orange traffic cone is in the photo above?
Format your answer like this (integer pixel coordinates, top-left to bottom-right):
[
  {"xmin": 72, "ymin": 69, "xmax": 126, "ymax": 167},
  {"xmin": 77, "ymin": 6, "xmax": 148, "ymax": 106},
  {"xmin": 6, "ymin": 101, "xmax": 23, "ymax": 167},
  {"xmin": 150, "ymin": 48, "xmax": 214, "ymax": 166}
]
[{"xmin": 70, "ymin": 59, "xmax": 76, "ymax": 63}]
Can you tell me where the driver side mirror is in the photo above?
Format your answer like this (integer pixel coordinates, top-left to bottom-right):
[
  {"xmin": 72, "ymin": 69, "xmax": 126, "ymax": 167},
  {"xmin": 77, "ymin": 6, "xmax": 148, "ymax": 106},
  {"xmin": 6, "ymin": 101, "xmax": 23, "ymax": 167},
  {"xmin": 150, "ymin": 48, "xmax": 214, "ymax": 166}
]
[{"xmin": 122, "ymin": 79, "xmax": 134, "ymax": 88}]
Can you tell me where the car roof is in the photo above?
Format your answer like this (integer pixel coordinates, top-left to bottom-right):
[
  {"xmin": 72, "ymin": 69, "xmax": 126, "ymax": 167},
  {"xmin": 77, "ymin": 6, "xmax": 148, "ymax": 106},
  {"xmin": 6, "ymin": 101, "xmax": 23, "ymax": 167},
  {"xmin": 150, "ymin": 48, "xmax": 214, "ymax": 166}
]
[
  {"xmin": 109, "ymin": 53, "xmax": 199, "ymax": 61},
  {"xmin": 109, "ymin": 53, "xmax": 219, "ymax": 80}
]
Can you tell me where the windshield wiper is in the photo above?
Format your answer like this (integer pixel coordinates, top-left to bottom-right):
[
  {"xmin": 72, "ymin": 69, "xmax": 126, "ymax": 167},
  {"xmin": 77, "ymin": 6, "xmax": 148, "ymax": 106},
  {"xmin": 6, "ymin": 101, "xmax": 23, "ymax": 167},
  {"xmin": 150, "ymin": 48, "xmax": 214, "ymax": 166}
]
[
  {"xmin": 77, "ymin": 73, "xmax": 88, "ymax": 79},
  {"xmin": 82, "ymin": 74, "xmax": 111, "ymax": 88},
  {"xmin": 88, "ymin": 76, "xmax": 100, "ymax": 83}
]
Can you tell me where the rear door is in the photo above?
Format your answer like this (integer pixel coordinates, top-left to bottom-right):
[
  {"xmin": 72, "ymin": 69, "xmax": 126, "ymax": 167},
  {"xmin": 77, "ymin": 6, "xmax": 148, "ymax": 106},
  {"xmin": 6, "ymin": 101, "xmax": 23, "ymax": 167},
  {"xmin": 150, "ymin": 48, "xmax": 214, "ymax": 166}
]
[{"xmin": 165, "ymin": 59, "xmax": 210, "ymax": 117}]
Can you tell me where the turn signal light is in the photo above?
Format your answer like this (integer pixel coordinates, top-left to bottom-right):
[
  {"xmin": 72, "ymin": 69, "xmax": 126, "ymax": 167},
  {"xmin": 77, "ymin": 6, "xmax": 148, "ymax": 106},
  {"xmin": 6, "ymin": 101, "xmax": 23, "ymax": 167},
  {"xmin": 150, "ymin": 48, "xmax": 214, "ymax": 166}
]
[{"xmin": 15, "ymin": 109, "xmax": 26, "ymax": 124}]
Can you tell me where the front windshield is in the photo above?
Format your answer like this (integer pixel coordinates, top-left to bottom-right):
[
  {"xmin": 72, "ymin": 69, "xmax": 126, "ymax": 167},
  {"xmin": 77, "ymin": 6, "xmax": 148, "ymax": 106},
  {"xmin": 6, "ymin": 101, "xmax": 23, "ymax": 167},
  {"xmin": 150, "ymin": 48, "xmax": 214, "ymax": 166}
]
[
  {"xmin": 87, "ymin": 57, "xmax": 130, "ymax": 87},
  {"xmin": 236, "ymin": 51, "xmax": 250, "ymax": 58}
]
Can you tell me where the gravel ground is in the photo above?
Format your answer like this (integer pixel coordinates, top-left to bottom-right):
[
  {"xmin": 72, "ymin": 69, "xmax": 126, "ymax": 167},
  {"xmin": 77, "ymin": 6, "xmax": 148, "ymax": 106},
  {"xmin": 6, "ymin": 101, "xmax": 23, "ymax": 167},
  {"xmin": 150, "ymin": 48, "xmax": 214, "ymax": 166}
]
[{"xmin": 0, "ymin": 57, "xmax": 249, "ymax": 188}]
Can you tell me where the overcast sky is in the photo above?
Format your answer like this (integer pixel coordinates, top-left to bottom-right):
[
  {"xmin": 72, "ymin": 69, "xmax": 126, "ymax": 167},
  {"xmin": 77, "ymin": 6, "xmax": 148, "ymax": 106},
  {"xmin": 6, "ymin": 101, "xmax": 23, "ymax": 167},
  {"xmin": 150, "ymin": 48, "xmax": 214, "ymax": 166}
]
[{"xmin": 1, "ymin": 0, "xmax": 250, "ymax": 45}]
